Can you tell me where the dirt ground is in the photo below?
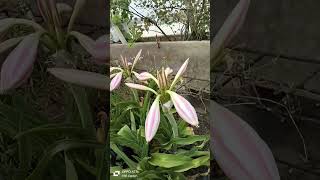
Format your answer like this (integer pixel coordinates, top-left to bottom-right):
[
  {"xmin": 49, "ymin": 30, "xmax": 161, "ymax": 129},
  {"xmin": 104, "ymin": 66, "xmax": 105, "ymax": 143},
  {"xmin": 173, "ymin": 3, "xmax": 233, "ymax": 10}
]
[{"xmin": 211, "ymin": 50, "xmax": 320, "ymax": 179}]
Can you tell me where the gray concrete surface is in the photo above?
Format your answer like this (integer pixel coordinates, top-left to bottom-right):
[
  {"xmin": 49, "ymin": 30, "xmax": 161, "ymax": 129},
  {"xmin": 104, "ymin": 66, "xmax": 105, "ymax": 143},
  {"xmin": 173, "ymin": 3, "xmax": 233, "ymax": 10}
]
[
  {"xmin": 110, "ymin": 41, "xmax": 210, "ymax": 81},
  {"xmin": 252, "ymin": 57, "xmax": 320, "ymax": 87}
]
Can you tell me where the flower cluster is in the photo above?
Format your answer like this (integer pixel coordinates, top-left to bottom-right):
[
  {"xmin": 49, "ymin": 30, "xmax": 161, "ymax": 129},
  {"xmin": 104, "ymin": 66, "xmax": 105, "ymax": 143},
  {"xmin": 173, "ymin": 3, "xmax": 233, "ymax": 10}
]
[
  {"xmin": 111, "ymin": 55, "xmax": 199, "ymax": 142},
  {"xmin": 110, "ymin": 50, "xmax": 142, "ymax": 91}
]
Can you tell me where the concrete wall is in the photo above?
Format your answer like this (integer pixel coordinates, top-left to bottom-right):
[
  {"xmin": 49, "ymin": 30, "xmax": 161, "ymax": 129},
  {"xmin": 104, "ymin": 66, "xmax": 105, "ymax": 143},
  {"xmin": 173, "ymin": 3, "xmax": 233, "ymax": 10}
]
[
  {"xmin": 213, "ymin": 0, "xmax": 320, "ymax": 61},
  {"xmin": 110, "ymin": 41, "xmax": 210, "ymax": 81}
]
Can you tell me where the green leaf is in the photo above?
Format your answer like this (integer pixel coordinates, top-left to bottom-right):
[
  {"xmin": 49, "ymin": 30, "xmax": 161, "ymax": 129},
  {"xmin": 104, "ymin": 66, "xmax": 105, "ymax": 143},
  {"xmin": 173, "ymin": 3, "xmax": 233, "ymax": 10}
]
[
  {"xmin": 114, "ymin": 125, "xmax": 148, "ymax": 158},
  {"xmin": 130, "ymin": 111, "xmax": 136, "ymax": 131},
  {"xmin": 174, "ymin": 135, "xmax": 209, "ymax": 146},
  {"xmin": 65, "ymin": 152, "xmax": 78, "ymax": 180},
  {"xmin": 26, "ymin": 139, "xmax": 104, "ymax": 180},
  {"xmin": 95, "ymin": 147, "xmax": 107, "ymax": 180},
  {"xmin": 67, "ymin": 0, "xmax": 86, "ymax": 32},
  {"xmin": 149, "ymin": 153, "xmax": 192, "ymax": 168},
  {"xmin": 110, "ymin": 143, "xmax": 137, "ymax": 169},
  {"xmin": 0, "ymin": 114, "xmax": 18, "ymax": 136},
  {"xmin": 75, "ymin": 158, "xmax": 96, "ymax": 176},
  {"xmin": 69, "ymin": 85, "xmax": 94, "ymax": 130},
  {"xmin": 171, "ymin": 155, "xmax": 210, "ymax": 172},
  {"xmin": 14, "ymin": 124, "xmax": 92, "ymax": 139},
  {"xmin": 18, "ymin": 113, "xmax": 31, "ymax": 180}
]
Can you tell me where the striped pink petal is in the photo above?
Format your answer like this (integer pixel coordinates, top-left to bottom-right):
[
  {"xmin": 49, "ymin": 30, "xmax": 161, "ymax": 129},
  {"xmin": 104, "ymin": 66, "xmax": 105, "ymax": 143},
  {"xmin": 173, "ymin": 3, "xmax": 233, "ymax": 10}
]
[
  {"xmin": 110, "ymin": 72, "xmax": 122, "ymax": 91},
  {"xmin": 211, "ymin": 0, "xmax": 250, "ymax": 60},
  {"xmin": 0, "ymin": 33, "xmax": 42, "ymax": 93},
  {"xmin": 70, "ymin": 31, "xmax": 109, "ymax": 60},
  {"xmin": 170, "ymin": 58, "xmax": 189, "ymax": 90},
  {"xmin": 210, "ymin": 101, "xmax": 280, "ymax": 180},
  {"xmin": 145, "ymin": 96, "xmax": 161, "ymax": 142},
  {"xmin": 131, "ymin": 49, "xmax": 142, "ymax": 71},
  {"xmin": 167, "ymin": 90, "xmax": 198, "ymax": 126},
  {"xmin": 125, "ymin": 83, "xmax": 158, "ymax": 95},
  {"xmin": 110, "ymin": 73, "xmax": 117, "ymax": 78},
  {"xmin": 94, "ymin": 34, "xmax": 109, "ymax": 60},
  {"xmin": 133, "ymin": 71, "xmax": 159, "ymax": 86},
  {"xmin": 48, "ymin": 68, "xmax": 108, "ymax": 90}
]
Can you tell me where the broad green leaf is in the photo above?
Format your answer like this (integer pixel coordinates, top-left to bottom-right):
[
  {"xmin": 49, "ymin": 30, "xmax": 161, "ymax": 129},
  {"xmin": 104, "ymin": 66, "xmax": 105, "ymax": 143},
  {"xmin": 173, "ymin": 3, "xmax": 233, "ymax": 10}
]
[
  {"xmin": 114, "ymin": 125, "xmax": 148, "ymax": 158},
  {"xmin": 177, "ymin": 150, "xmax": 210, "ymax": 158},
  {"xmin": 173, "ymin": 135, "xmax": 209, "ymax": 146},
  {"xmin": 172, "ymin": 155, "xmax": 210, "ymax": 172},
  {"xmin": 48, "ymin": 68, "xmax": 108, "ymax": 90},
  {"xmin": 149, "ymin": 153, "xmax": 192, "ymax": 168},
  {"xmin": 110, "ymin": 143, "xmax": 137, "ymax": 169}
]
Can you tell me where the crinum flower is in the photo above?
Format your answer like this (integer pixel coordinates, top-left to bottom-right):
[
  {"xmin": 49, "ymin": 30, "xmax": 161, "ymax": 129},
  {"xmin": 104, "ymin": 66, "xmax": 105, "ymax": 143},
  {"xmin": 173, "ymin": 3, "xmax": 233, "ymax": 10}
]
[
  {"xmin": 125, "ymin": 59, "xmax": 199, "ymax": 142},
  {"xmin": 110, "ymin": 49, "xmax": 142, "ymax": 91}
]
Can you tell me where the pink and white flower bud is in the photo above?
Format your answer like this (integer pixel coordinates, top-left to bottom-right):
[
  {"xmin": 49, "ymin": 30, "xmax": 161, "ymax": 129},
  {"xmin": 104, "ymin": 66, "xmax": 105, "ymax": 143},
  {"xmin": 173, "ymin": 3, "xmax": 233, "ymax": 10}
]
[
  {"xmin": 110, "ymin": 73, "xmax": 117, "ymax": 79},
  {"xmin": 48, "ymin": 68, "xmax": 109, "ymax": 90},
  {"xmin": 211, "ymin": 0, "xmax": 250, "ymax": 60},
  {"xmin": 133, "ymin": 72, "xmax": 159, "ymax": 87},
  {"xmin": 70, "ymin": 32, "xmax": 109, "ymax": 61},
  {"xmin": 167, "ymin": 90, "xmax": 198, "ymax": 126},
  {"xmin": 131, "ymin": 49, "xmax": 142, "ymax": 71},
  {"xmin": 0, "ymin": 33, "xmax": 41, "ymax": 93},
  {"xmin": 210, "ymin": 101, "xmax": 280, "ymax": 180},
  {"xmin": 170, "ymin": 59, "xmax": 189, "ymax": 89},
  {"xmin": 125, "ymin": 83, "xmax": 158, "ymax": 95},
  {"xmin": 110, "ymin": 72, "xmax": 122, "ymax": 91},
  {"xmin": 145, "ymin": 96, "xmax": 161, "ymax": 142}
]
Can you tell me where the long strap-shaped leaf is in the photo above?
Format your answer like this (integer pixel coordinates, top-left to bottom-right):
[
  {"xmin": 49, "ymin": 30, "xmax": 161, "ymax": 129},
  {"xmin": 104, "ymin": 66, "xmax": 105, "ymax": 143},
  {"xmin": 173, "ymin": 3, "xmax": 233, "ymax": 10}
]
[
  {"xmin": 110, "ymin": 142, "xmax": 137, "ymax": 169},
  {"xmin": 67, "ymin": 0, "xmax": 86, "ymax": 32},
  {"xmin": 26, "ymin": 139, "xmax": 104, "ymax": 180}
]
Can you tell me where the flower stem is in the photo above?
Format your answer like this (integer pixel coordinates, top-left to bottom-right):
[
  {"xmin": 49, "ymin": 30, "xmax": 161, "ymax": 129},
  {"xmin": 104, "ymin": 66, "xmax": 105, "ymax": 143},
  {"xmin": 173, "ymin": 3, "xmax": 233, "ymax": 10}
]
[
  {"xmin": 131, "ymin": 88, "xmax": 139, "ymax": 102},
  {"xmin": 163, "ymin": 108, "xmax": 179, "ymax": 151}
]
